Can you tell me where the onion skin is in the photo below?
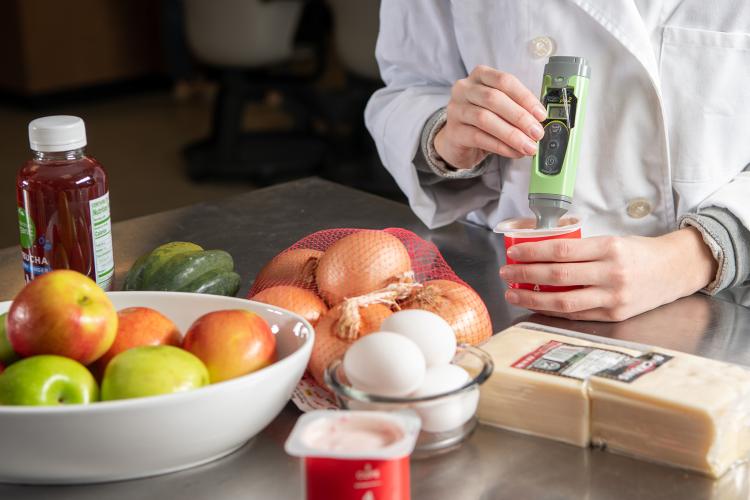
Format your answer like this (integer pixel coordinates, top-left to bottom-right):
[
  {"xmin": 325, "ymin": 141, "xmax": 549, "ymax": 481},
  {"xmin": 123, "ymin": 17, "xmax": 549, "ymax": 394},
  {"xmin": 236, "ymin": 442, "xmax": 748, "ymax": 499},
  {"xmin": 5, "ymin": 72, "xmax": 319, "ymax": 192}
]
[
  {"xmin": 253, "ymin": 249, "xmax": 322, "ymax": 290},
  {"xmin": 316, "ymin": 230, "xmax": 412, "ymax": 305},
  {"xmin": 401, "ymin": 279, "xmax": 492, "ymax": 345},
  {"xmin": 252, "ymin": 286, "xmax": 328, "ymax": 325},
  {"xmin": 308, "ymin": 303, "xmax": 392, "ymax": 388}
]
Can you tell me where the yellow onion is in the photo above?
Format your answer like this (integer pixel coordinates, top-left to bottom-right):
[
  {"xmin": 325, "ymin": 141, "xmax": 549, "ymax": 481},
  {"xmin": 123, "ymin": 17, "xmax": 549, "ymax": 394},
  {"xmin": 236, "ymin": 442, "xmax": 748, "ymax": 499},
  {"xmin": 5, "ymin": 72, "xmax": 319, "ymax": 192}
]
[
  {"xmin": 315, "ymin": 230, "xmax": 412, "ymax": 305},
  {"xmin": 307, "ymin": 303, "xmax": 392, "ymax": 388},
  {"xmin": 401, "ymin": 279, "xmax": 492, "ymax": 345},
  {"xmin": 254, "ymin": 248, "xmax": 322, "ymax": 289},
  {"xmin": 252, "ymin": 285, "xmax": 328, "ymax": 325}
]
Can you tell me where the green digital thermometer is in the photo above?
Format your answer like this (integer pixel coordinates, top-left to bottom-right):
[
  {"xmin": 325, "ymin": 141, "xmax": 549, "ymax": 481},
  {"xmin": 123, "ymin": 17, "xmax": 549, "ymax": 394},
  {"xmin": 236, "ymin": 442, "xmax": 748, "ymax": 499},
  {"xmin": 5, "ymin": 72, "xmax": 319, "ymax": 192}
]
[{"xmin": 529, "ymin": 56, "xmax": 590, "ymax": 229}]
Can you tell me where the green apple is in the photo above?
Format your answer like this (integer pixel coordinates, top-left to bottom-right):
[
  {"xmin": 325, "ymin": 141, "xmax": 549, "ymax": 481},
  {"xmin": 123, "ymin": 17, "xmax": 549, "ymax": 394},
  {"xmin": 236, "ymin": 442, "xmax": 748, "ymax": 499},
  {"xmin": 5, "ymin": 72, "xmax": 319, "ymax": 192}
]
[
  {"xmin": 101, "ymin": 345, "xmax": 209, "ymax": 401},
  {"xmin": 0, "ymin": 312, "xmax": 19, "ymax": 366},
  {"xmin": 0, "ymin": 355, "xmax": 98, "ymax": 405}
]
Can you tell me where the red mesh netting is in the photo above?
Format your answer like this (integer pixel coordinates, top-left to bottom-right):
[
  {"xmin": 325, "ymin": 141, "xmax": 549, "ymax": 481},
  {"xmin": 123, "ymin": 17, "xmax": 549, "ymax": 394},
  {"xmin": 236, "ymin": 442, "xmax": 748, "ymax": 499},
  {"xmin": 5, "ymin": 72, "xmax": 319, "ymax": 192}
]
[{"xmin": 248, "ymin": 228, "xmax": 492, "ymax": 387}]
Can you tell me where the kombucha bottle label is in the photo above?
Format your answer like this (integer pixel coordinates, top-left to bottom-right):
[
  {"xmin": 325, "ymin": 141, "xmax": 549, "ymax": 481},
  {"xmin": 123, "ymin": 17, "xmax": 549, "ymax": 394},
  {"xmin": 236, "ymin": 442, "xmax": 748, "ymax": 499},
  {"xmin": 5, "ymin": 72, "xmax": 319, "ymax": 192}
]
[
  {"xmin": 18, "ymin": 206, "xmax": 50, "ymax": 282},
  {"xmin": 89, "ymin": 192, "xmax": 114, "ymax": 290},
  {"xmin": 18, "ymin": 207, "xmax": 35, "ymax": 249}
]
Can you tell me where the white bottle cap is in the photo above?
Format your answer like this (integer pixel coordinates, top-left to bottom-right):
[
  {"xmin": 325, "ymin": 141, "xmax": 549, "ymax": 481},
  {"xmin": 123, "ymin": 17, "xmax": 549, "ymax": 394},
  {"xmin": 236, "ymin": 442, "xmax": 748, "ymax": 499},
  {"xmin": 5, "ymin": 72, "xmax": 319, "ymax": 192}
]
[{"xmin": 28, "ymin": 115, "xmax": 87, "ymax": 152}]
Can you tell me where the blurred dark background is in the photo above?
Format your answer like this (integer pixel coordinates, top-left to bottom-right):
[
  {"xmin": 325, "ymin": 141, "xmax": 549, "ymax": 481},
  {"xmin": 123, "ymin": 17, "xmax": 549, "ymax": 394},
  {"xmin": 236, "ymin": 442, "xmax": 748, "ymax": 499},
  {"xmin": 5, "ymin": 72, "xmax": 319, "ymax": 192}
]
[{"xmin": 0, "ymin": 0, "xmax": 398, "ymax": 249}]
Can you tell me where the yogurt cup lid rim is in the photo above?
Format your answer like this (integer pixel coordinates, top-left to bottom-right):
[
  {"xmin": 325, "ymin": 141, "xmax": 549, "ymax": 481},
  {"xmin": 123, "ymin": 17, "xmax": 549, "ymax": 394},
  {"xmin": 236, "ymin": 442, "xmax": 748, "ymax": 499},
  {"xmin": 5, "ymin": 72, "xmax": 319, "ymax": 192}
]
[
  {"xmin": 493, "ymin": 215, "xmax": 584, "ymax": 236},
  {"xmin": 284, "ymin": 410, "xmax": 421, "ymax": 459}
]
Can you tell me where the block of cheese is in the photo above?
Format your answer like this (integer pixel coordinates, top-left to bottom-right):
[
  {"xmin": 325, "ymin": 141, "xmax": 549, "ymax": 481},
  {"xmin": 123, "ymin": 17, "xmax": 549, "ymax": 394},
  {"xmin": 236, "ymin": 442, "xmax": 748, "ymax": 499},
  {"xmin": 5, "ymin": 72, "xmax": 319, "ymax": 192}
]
[
  {"xmin": 477, "ymin": 327, "xmax": 640, "ymax": 447},
  {"xmin": 589, "ymin": 350, "xmax": 750, "ymax": 478},
  {"xmin": 478, "ymin": 325, "xmax": 750, "ymax": 478}
]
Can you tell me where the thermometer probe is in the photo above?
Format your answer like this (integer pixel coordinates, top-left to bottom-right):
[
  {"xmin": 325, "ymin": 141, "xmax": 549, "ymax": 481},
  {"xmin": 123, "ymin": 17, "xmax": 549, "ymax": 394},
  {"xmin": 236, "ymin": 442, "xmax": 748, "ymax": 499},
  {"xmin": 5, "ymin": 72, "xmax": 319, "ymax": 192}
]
[{"xmin": 529, "ymin": 56, "xmax": 591, "ymax": 229}]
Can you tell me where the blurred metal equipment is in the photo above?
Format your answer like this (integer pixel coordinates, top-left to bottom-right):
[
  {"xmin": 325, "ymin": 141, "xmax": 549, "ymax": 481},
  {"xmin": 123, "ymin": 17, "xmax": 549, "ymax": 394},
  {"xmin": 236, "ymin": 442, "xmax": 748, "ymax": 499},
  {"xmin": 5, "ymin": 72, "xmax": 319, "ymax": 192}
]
[{"xmin": 182, "ymin": 0, "xmax": 329, "ymax": 183}]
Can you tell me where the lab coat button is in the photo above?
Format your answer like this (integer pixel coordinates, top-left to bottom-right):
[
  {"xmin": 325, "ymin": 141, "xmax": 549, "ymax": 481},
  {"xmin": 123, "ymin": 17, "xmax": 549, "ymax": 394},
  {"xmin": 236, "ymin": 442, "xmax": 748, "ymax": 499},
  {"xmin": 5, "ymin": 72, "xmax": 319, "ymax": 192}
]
[
  {"xmin": 529, "ymin": 36, "xmax": 556, "ymax": 58},
  {"xmin": 626, "ymin": 198, "xmax": 652, "ymax": 219}
]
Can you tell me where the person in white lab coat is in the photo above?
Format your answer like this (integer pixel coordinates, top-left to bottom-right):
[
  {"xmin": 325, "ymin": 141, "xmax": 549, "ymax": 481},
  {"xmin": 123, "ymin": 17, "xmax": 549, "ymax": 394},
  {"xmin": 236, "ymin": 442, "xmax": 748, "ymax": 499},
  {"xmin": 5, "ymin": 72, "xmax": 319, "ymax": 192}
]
[{"xmin": 365, "ymin": 0, "xmax": 750, "ymax": 321}]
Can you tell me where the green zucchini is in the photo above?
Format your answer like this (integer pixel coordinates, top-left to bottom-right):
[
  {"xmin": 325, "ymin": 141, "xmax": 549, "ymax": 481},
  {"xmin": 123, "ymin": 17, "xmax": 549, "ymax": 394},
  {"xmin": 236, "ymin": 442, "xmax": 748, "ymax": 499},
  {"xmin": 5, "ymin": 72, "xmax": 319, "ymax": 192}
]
[
  {"xmin": 139, "ymin": 242, "xmax": 204, "ymax": 288},
  {"xmin": 123, "ymin": 242, "xmax": 242, "ymax": 297},
  {"xmin": 144, "ymin": 250, "xmax": 234, "ymax": 291},
  {"xmin": 179, "ymin": 270, "xmax": 241, "ymax": 296},
  {"xmin": 123, "ymin": 253, "xmax": 149, "ymax": 291}
]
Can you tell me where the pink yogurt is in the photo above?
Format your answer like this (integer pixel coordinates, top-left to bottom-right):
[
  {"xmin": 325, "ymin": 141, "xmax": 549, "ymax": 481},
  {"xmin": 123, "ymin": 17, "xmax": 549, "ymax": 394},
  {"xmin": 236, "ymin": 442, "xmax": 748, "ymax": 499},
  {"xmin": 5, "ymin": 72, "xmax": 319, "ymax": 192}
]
[{"xmin": 285, "ymin": 411, "xmax": 421, "ymax": 500}]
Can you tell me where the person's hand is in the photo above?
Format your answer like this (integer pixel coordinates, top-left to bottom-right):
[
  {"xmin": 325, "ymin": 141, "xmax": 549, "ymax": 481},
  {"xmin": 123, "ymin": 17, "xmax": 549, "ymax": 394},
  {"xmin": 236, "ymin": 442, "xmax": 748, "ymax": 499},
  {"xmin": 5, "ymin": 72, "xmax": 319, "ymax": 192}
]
[
  {"xmin": 499, "ymin": 228, "xmax": 718, "ymax": 322},
  {"xmin": 434, "ymin": 65, "xmax": 547, "ymax": 169}
]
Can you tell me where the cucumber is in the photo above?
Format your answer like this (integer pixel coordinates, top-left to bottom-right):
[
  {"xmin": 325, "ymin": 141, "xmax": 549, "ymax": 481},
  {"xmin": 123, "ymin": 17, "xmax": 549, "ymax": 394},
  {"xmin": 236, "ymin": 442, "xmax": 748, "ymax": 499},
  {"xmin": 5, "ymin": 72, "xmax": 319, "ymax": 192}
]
[
  {"xmin": 123, "ymin": 241, "xmax": 242, "ymax": 297},
  {"xmin": 179, "ymin": 270, "xmax": 241, "ymax": 297},
  {"xmin": 123, "ymin": 253, "xmax": 149, "ymax": 291},
  {"xmin": 139, "ymin": 242, "xmax": 204, "ymax": 288},
  {"xmin": 144, "ymin": 250, "xmax": 235, "ymax": 291}
]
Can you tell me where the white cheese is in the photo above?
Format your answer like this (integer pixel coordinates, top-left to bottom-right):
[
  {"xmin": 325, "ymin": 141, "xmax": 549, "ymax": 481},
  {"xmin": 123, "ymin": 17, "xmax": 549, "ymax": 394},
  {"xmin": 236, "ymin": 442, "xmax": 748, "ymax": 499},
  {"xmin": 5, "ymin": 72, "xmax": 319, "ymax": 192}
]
[
  {"xmin": 477, "ymin": 327, "xmax": 639, "ymax": 447},
  {"xmin": 589, "ymin": 350, "xmax": 750, "ymax": 478},
  {"xmin": 478, "ymin": 326, "xmax": 750, "ymax": 477}
]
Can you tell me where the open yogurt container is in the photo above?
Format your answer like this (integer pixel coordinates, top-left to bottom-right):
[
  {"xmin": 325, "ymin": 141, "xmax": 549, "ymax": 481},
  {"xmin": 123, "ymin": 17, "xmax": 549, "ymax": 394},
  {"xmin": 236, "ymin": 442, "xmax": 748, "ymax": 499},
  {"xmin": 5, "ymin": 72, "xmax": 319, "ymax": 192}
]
[
  {"xmin": 325, "ymin": 345, "xmax": 494, "ymax": 457},
  {"xmin": 285, "ymin": 410, "xmax": 420, "ymax": 500},
  {"xmin": 494, "ymin": 215, "xmax": 584, "ymax": 292}
]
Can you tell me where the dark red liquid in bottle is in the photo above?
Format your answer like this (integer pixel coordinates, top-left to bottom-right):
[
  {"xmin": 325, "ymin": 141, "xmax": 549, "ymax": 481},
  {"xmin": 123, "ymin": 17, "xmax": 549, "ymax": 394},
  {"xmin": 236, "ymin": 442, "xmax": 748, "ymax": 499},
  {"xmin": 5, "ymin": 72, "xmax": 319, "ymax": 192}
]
[{"xmin": 17, "ymin": 150, "xmax": 113, "ymax": 289}]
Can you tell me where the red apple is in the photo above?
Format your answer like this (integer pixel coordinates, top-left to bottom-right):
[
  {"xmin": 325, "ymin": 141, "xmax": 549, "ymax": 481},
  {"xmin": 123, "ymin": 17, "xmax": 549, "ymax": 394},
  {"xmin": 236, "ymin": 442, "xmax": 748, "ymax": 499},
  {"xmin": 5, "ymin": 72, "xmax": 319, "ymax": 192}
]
[
  {"xmin": 182, "ymin": 309, "xmax": 276, "ymax": 383},
  {"xmin": 91, "ymin": 307, "xmax": 181, "ymax": 377},
  {"xmin": 0, "ymin": 361, "xmax": 4, "ymax": 374},
  {"xmin": 7, "ymin": 270, "xmax": 117, "ymax": 365}
]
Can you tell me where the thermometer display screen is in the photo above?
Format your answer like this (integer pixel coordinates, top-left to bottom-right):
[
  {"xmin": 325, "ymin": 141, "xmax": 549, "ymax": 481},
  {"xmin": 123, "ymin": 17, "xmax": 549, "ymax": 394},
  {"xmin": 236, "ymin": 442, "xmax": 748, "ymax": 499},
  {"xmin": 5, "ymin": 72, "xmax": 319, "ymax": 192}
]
[{"xmin": 547, "ymin": 106, "xmax": 569, "ymax": 120}]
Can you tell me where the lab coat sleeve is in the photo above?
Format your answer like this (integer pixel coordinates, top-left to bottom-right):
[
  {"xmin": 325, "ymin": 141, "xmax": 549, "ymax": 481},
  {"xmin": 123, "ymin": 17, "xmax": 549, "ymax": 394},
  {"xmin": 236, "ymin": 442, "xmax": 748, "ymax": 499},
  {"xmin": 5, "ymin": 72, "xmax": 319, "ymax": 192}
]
[
  {"xmin": 680, "ymin": 207, "xmax": 750, "ymax": 293},
  {"xmin": 698, "ymin": 169, "xmax": 750, "ymax": 232},
  {"xmin": 693, "ymin": 167, "xmax": 750, "ymax": 290},
  {"xmin": 364, "ymin": 0, "xmax": 502, "ymax": 229}
]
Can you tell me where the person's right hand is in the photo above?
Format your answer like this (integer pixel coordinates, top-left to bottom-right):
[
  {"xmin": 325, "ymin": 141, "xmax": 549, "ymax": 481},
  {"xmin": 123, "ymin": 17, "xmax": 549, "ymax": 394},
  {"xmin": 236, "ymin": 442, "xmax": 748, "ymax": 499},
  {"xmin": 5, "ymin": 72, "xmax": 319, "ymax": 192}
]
[{"xmin": 434, "ymin": 65, "xmax": 548, "ymax": 170}]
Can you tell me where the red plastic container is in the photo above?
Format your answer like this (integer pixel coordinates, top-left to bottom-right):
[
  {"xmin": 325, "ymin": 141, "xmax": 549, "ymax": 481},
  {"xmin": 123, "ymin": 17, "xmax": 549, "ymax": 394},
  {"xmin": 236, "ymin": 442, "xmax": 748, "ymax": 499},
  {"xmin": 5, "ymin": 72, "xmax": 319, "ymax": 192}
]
[
  {"xmin": 494, "ymin": 216, "xmax": 583, "ymax": 292},
  {"xmin": 285, "ymin": 411, "xmax": 421, "ymax": 500}
]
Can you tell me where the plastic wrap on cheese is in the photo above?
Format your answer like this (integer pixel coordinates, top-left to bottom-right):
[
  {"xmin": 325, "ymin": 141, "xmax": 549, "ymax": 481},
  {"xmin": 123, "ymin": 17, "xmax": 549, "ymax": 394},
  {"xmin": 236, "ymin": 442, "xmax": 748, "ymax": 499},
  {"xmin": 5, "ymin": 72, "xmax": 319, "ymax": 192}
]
[
  {"xmin": 589, "ymin": 350, "xmax": 750, "ymax": 478},
  {"xmin": 478, "ymin": 325, "xmax": 750, "ymax": 478},
  {"xmin": 477, "ymin": 328, "xmax": 641, "ymax": 446}
]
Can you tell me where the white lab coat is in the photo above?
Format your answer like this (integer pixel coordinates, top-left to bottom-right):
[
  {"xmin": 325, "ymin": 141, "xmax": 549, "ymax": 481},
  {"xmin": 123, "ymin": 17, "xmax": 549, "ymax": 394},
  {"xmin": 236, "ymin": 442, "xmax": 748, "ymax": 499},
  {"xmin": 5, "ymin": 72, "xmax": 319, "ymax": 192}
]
[{"xmin": 365, "ymin": 0, "xmax": 750, "ymax": 238}]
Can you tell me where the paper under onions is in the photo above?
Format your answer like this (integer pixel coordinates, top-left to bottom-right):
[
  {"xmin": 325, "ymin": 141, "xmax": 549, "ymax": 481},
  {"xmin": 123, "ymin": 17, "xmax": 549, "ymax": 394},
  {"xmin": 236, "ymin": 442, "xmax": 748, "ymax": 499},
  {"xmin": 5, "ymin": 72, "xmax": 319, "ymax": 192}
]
[{"xmin": 315, "ymin": 230, "xmax": 412, "ymax": 305}]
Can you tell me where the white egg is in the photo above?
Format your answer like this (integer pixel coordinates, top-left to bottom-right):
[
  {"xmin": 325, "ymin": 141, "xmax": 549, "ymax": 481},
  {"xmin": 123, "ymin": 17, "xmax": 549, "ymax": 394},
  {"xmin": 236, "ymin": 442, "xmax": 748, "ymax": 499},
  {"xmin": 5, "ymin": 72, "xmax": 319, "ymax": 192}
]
[
  {"xmin": 411, "ymin": 364, "xmax": 477, "ymax": 433},
  {"xmin": 380, "ymin": 309, "xmax": 457, "ymax": 367},
  {"xmin": 343, "ymin": 332, "xmax": 426, "ymax": 397}
]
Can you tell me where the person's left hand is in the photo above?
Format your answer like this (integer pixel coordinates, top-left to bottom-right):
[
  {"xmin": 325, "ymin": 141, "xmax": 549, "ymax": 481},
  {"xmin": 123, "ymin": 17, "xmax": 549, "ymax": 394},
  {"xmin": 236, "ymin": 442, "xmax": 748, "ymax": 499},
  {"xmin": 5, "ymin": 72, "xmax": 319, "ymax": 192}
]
[{"xmin": 499, "ymin": 228, "xmax": 717, "ymax": 322}]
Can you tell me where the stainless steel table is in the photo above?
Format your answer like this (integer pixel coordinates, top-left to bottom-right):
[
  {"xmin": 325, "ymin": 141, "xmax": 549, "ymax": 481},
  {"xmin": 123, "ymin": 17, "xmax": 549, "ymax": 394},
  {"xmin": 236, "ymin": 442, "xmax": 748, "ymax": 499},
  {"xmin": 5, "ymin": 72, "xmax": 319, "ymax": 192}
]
[{"xmin": 1, "ymin": 178, "xmax": 749, "ymax": 500}]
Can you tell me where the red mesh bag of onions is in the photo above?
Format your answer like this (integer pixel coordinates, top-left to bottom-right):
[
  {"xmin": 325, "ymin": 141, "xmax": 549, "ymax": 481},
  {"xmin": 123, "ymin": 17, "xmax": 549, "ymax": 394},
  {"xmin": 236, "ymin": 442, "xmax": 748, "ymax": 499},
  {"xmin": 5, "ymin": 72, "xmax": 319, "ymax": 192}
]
[{"xmin": 248, "ymin": 228, "xmax": 493, "ymax": 388}]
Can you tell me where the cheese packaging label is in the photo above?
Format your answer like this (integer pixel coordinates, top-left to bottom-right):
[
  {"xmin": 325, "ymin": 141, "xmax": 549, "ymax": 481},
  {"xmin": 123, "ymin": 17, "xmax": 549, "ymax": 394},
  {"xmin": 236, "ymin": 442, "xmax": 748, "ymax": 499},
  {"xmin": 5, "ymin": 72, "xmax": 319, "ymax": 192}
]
[
  {"xmin": 512, "ymin": 340, "xmax": 671, "ymax": 383},
  {"xmin": 593, "ymin": 352, "xmax": 672, "ymax": 383}
]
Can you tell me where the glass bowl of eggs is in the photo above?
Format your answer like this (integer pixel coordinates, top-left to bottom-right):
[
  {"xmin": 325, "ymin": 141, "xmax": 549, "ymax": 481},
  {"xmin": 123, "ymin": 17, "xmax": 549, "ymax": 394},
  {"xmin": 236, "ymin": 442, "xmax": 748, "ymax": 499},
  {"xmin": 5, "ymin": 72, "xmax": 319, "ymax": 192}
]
[{"xmin": 324, "ymin": 310, "xmax": 494, "ymax": 457}]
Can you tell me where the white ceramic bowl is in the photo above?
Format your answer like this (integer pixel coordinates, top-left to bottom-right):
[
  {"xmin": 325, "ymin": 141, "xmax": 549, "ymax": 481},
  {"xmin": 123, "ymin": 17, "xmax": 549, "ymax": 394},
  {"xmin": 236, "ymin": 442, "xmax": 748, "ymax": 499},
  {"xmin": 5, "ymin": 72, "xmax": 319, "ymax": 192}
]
[{"xmin": 0, "ymin": 291, "xmax": 314, "ymax": 484}]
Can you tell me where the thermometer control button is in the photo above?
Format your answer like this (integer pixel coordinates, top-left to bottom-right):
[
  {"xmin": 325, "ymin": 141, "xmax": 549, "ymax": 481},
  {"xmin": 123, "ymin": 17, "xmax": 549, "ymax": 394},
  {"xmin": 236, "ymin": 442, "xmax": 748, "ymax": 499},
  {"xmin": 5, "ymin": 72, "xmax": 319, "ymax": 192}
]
[{"xmin": 538, "ymin": 121, "xmax": 569, "ymax": 175}]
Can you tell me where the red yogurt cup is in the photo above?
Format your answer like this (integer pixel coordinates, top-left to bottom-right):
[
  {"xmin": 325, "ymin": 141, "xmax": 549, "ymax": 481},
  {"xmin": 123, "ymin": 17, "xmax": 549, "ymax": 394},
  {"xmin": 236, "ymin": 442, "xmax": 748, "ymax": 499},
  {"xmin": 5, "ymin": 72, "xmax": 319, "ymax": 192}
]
[
  {"xmin": 285, "ymin": 410, "xmax": 421, "ymax": 500},
  {"xmin": 494, "ymin": 216, "xmax": 583, "ymax": 292}
]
